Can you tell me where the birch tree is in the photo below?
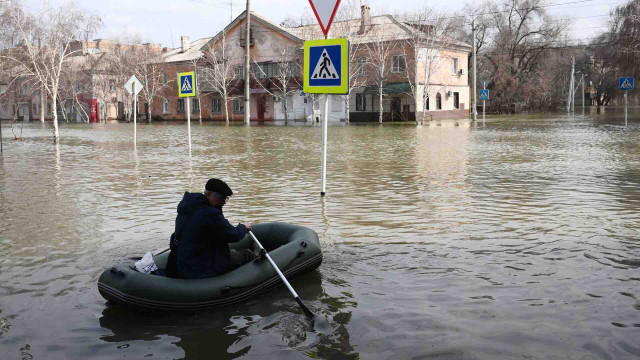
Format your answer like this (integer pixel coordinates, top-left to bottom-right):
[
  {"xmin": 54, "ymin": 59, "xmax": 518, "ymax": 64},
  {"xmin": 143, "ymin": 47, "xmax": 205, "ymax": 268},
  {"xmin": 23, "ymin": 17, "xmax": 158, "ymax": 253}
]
[
  {"xmin": 132, "ymin": 45, "xmax": 169, "ymax": 122},
  {"xmin": 3, "ymin": 0, "xmax": 101, "ymax": 142},
  {"xmin": 366, "ymin": 27, "xmax": 398, "ymax": 124},
  {"xmin": 251, "ymin": 47, "xmax": 302, "ymax": 124},
  {"xmin": 401, "ymin": 7, "xmax": 458, "ymax": 125},
  {"xmin": 201, "ymin": 33, "xmax": 240, "ymax": 124}
]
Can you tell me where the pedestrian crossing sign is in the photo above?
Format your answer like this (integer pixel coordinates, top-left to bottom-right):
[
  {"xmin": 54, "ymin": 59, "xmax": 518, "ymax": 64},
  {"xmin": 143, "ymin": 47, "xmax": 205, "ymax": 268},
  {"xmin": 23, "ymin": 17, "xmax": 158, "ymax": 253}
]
[
  {"xmin": 619, "ymin": 77, "xmax": 634, "ymax": 91},
  {"xmin": 178, "ymin": 71, "xmax": 196, "ymax": 97},
  {"xmin": 304, "ymin": 38, "xmax": 349, "ymax": 94},
  {"xmin": 479, "ymin": 89, "xmax": 489, "ymax": 100}
]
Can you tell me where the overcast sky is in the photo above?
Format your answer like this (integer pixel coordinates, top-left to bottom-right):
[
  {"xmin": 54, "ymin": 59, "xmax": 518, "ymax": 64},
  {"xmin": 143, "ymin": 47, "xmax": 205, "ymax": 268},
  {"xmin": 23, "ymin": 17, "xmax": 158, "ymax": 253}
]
[{"xmin": 23, "ymin": 0, "xmax": 625, "ymax": 48}]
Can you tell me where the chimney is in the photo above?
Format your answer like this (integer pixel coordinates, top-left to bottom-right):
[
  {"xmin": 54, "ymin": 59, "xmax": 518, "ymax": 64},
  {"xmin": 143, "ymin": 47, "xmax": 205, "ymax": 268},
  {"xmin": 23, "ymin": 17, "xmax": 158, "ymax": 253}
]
[
  {"xmin": 180, "ymin": 36, "xmax": 190, "ymax": 53},
  {"xmin": 359, "ymin": 5, "xmax": 371, "ymax": 35}
]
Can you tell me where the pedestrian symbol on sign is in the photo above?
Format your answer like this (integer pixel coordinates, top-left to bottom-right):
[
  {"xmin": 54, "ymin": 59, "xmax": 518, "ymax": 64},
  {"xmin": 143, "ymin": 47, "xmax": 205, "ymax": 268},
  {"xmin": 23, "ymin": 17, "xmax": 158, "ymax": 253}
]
[
  {"xmin": 312, "ymin": 49, "xmax": 339, "ymax": 79},
  {"xmin": 620, "ymin": 77, "xmax": 634, "ymax": 91},
  {"xmin": 181, "ymin": 76, "xmax": 193, "ymax": 92}
]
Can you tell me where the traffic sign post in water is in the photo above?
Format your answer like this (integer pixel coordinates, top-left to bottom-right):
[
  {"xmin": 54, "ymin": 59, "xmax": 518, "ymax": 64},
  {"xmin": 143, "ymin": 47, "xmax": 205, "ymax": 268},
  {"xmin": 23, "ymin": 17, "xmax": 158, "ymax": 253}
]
[
  {"xmin": 177, "ymin": 71, "xmax": 196, "ymax": 151},
  {"xmin": 620, "ymin": 77, "xmax": 634, "ymax": 126}
]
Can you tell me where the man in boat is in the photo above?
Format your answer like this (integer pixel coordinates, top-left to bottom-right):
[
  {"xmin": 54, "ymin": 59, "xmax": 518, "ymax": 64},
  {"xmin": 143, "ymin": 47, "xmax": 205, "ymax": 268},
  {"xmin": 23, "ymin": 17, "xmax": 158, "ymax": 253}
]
[{"xmin": 166, "ymin": 178, "xmax": 257, "ymax": 279}]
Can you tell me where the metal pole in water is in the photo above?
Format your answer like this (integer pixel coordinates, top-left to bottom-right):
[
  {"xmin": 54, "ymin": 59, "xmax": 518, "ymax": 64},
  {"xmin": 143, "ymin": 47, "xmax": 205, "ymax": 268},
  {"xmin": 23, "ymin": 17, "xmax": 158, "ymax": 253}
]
[
  {"xmin": 482, "ymin": 80, "xmax": 486, "ymax": 126},
  {"xmin": 472, "ymin": 18, "xmax": 477, "ymax": 122},
  {"xmin": 625, "ymin": 90, "xmax": 628, "ymax": 127},
  {"xmin": 187, "ymin": 98, "xmax": 192, "ymax": 149},
  {"xmin": 321, "ymin": 94, "xmax": 328, "ymax": 196},
  {"xmin": 133, "ymin": 82, "xmax": 137, "ymax": 146}
]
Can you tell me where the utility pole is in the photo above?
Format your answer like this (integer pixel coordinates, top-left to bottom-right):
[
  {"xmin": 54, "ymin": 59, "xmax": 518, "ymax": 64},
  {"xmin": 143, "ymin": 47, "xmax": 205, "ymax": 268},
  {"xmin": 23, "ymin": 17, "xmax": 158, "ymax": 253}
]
[
  {"xmin": 567, "ymin": 57, "xmax": 574, "ymax": 113},
  {"xmin": 581, "ymin": 74, "xmax": 585, "ymax": 113},
  {"xmin": 243, "ymin": 0, "xmax": 251, "ymax": 125},
  {"xmin": 472, "ymin": 18, "xmax": 477, "ymax": 122},
  {"xmin": 230, "ymin": 0, "xmax": 233, "ymax": 22}
]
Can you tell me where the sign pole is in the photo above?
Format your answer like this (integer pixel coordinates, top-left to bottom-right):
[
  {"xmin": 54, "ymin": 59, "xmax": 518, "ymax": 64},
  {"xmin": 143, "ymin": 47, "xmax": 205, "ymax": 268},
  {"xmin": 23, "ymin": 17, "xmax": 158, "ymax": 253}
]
[
  {"xmin": 187, "ymin": 98, "xmax": 192, "ymax": 149},
  {"xmin": 482, "ymin": 81, "xmax": 486, "ymax": 126},
  {"xmin": 321, "ymin": 33, "xmax": 329, "ymax": 197},
  {"xmin": 625, "ymin": 90, "xmax": 628, "ymax": 127},
  {"xmin": 133, "ymin": 82, "xmax": 137, "ymax": 146}
]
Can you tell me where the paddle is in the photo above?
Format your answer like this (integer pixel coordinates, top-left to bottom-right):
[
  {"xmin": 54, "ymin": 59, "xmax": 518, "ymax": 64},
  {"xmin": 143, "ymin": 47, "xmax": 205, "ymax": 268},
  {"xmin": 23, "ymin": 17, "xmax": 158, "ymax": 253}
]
[
  {"xmin": 128, "ymin": 247, "xmax": 170, "ymax": 261},
  {"xmin": 249, "ymin": 230, "xmax": 315, "ymax": 319}
]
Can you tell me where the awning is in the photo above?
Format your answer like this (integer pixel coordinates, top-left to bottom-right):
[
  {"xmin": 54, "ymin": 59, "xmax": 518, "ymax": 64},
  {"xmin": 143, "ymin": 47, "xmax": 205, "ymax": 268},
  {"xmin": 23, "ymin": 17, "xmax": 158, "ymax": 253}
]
[{"xmin": 362, "ymin": 83, "xmax": 411, "ymax": 95}]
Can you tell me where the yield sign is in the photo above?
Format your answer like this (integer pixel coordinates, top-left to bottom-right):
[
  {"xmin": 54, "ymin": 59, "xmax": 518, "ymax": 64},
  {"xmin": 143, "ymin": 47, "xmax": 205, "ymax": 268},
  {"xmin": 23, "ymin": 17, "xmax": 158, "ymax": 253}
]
[{"xmin": 308, "ymin": 0, "xmax": 341, "ymax": 37}]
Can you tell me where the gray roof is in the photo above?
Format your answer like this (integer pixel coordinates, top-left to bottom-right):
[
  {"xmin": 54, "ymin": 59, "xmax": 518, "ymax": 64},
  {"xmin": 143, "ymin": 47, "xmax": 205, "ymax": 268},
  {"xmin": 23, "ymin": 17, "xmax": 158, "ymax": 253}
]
[{"xmin": 162, "ymin": 37, "xmax": 212, "ymax": 63}]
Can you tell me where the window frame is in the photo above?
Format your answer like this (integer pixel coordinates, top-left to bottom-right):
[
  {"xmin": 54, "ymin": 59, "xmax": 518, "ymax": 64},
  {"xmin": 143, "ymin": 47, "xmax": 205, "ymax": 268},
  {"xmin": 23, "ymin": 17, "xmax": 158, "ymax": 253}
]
[
  {"xmin": 392, "ymin": 55, "xmax": 406, "ymax": 73},
  {"xmin": 233, "ymin": 98, "xmax": 244, "ymax": 113},
  {"xmin": 451, "ymin": 58, "xmax": 459, "ymax": 75},
  {"xmin": 177, "ymin": 99, "xmax": 185, "ymax": 113},
  {"xmin": 436, "ymin": 93, "xmax": 442, "ymax": 110},
  {"xmin": 355, "ymin": 57, "xmax": 368, "ymax": 76},
  {"xmin": 163, "ymin": 99, "xmax": 170, "ymax": 114},
  {"xmin": 453, "ymin": 92, "xmax": 459, "ymax": 109},
  {"xmin": 356, "ymin": 93, "xmax": 366, "ymax": 111},
  {"xmin": 192, "ymin": 98, "xmax": 200, "ymax": 113},
  {"xmin": 211, "ymin": 96, "xmax": 222, "ymax": 113}
]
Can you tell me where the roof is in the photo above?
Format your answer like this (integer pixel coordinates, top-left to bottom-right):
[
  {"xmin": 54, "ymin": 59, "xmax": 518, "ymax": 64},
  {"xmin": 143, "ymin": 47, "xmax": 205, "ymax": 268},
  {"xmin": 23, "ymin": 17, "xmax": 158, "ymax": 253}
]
[
  {"xmin": 286, "ymin": 15, "xmax": 471, "ymax": 50},
  {"xmin": 162, "ymin": 37, "xmax": 212, "ymax": 63},
  {"xmin": 201, "ymin": 11, "xmax": 303, "ymax": 51}
]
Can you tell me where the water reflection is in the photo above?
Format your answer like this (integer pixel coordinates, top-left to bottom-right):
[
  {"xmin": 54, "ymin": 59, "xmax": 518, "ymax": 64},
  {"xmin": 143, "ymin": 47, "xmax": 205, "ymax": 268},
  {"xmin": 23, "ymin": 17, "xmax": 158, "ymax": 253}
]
[{"xmin": 98, "ymin": 271, "xmax": 359, "ymax": 359}]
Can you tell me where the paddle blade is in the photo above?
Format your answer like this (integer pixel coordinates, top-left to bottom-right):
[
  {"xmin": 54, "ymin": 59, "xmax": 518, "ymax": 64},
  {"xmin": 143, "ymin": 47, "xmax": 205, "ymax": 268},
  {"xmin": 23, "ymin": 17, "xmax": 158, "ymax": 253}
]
[{"xmin": 295, "ymin": 296, "xmax": 315, "ymax": 319}]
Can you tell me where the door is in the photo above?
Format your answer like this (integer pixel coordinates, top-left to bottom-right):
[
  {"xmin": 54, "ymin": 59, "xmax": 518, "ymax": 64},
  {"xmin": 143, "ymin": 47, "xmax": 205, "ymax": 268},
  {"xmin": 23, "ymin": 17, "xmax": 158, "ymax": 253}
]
[
  {"xmin": 257, "ymin": 96, "xmax": 266, "ymax": 120},
  {"xmin": 21, "ymin": 105, "xmax": 29, "ymax": 122},
  {"xmin": 391, "ymin": 98, "xmax": 401, "ymax": 121}
]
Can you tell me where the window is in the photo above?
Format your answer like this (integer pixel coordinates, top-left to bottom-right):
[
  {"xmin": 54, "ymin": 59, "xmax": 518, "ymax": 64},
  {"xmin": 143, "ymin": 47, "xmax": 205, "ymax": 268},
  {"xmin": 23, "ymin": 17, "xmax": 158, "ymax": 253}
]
[
  {"xmin": 163, "ymin": 100, "xmax": 170, "ymax": 114},
  {"xmin": 233, "ymin": 98, "xmax": 244, "ymax": 113},
  {"xmin": 436, "ymin": 93, "xmax": 442, "ymax": 110},
  {"xmin": 47, "ymin": 102, "xmax": 52, "ymax": 114},
  {"xmin": 392, "ymin": 55, "xmax": 406, "ymax": 73},
  {"xmin": 451, "ymin": 58, "xmax": 459, "ymax": 75},
  {"xmin": 192, "ymin": 98, "xmax": 199, "ymax": 113},
  {"xmin": 355, "ymin": 57, "xmax": 367, "ymax": 75},
  {"xmin": 211, "ymin": 97, "xmax": 222, "ymax": 113},
  {"xmin": 356, "ymin": 93, "xmax": 366, "ymax": 111},
  {"xmin": 177, "ymin": 99, "xmax": 185, "ymax": 113},
  {"xmin": 163, "ymin": 73, "xmax": 169, "ymax": 84},
  {"xmin": 109, "ymin": 80, "xmax": 115, "ymax": 91},
  {"xmin": 234, "ymin": 66, "xmax": 244, "ymax": 78},
  {"xmin": 32, "ymin": 103, "xmax": 37, "ymax": 113},
  {"xmin": 425, "ymin": 95, "xmax": 429, "ymax": 110},
  {"xmin": 453, "ymin": 92, "xmax": 459, "ymax": 109}
]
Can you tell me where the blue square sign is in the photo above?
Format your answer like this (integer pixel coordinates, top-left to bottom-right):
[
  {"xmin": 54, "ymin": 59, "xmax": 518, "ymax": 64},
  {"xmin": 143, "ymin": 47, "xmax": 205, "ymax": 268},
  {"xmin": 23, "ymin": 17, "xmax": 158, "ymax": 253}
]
[
  {"xmin": 303, "ymin": 38, "xmax": 349, "ymax": 94},
  {"xmin": 620, "ymin": 77, "xmax": 634, "ymax": 91},
  {"xmin": 479, "ymin": 89, "xmax": 489, "ymax": 100}
]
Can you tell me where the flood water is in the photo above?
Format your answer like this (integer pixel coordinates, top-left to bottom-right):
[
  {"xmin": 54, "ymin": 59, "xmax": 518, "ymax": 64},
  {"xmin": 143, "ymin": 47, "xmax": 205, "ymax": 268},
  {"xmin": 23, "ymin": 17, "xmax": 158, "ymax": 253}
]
[{"xmin": 1, "ymin": 110, "xmax": 639, "ymax": 359}]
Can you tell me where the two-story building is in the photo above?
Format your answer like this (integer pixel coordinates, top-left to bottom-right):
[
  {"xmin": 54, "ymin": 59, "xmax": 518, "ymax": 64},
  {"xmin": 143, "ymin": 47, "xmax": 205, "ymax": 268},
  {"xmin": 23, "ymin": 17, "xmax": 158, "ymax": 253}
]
[{"xmin": 152, "ymin": 6, "xmax": 471, "ymax": 123}]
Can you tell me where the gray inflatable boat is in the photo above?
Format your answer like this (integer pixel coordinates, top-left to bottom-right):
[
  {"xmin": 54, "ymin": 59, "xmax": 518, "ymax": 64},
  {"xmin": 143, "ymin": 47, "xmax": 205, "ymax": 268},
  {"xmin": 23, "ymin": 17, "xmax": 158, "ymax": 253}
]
[{"xmin": 98, "ymin": 222, "xmax": 322, "ymax": 311}]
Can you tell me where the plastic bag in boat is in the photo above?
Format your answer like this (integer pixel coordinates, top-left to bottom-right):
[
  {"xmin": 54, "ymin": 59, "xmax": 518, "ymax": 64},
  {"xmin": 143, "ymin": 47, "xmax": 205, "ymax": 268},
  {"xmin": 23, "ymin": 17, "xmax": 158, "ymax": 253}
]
[{"xmin": 134, "ymin": 252, "xmax": 158, "ymax": 274}]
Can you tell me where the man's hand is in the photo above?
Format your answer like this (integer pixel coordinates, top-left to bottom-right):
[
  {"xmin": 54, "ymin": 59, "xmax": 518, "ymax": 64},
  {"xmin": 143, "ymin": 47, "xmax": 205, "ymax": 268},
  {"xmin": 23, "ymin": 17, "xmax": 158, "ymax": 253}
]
[{"xmin": 244, "ymin": 222, "xmax": 252, "ymax": 231}]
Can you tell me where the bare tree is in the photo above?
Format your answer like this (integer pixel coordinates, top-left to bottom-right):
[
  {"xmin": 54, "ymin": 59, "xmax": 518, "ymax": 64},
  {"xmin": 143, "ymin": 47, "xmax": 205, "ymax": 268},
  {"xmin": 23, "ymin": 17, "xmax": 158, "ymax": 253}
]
[
  {"xmin": 3, "ymin": 0, "xmax": 101, "ymax": 142},
  {"xmin": 365, "ymin": 25, "xmax": 398, "ymax": 124},
  {"xmin": 251, "ymin": 46, "xmax": 302, "ymax": 124},
  {"xmin": 109, "ymin": 38, "xmax": 140, "ymax": 122},
  {"xmin": 131, "ymin": 45, "xmax": 169, "ymax": 122},
  {"xmin": 189, "ymin": 58, "xmax": 206, "ymax": 124},
  {"xmin": 400, "ymin": 7, "xmax": 460, "ymax": 125},
  {"xmin": 201, "ymin": 33, "xmax": 241, "ymax": 124}
]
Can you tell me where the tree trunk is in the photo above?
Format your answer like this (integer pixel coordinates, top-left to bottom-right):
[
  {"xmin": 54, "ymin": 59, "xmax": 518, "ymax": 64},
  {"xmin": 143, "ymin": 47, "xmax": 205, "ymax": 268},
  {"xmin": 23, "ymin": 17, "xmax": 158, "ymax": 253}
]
[
  {"xmin": 148, "ymin": 100, "xmax": 152, "ymax": 123},
  {"xmin": 378, "ymin": 88, "xmax": 383, "ymax": 124},
  {"xmin": 223, "ymin": 91, "xmax": 229, "ymax": 124},
  {"xmin": 198, "ymin": 98, "xmax": 202, "ymax": 124},
  {"xmin": 52, "ymin": 89, "xmax": 59, "ymax": 143},
  {"xmin": 40, "ymin": 88, "xmax": 45, "ymax": 123},
  {"xmin": 345, "ymin": 94, "xmax": 350, "ymax": 124},
  {"xmin": 283, "ymin": 95, "xmax": 288, "ymax": 125}
]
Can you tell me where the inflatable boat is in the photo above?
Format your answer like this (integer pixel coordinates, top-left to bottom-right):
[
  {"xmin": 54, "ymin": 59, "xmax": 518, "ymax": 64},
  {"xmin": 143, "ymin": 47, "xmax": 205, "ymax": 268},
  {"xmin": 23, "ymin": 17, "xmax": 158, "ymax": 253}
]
[{"xmin": 98, "ymin": 222, "xmax": 322, "ymax": 311}]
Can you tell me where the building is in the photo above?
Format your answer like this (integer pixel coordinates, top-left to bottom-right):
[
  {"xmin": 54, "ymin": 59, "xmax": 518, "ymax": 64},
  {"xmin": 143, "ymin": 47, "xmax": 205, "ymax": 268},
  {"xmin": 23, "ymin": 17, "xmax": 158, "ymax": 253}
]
[{"xmin": 152, "ymin": 6, "xmax": 471, "ymax": 123}]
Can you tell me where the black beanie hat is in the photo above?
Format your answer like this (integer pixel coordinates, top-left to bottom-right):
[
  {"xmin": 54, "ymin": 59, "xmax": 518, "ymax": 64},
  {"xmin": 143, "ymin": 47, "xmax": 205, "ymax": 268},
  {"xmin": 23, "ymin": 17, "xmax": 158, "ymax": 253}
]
[{"xmin": 205, "ymin": 178, "xmax": 233, "ymax": 197}]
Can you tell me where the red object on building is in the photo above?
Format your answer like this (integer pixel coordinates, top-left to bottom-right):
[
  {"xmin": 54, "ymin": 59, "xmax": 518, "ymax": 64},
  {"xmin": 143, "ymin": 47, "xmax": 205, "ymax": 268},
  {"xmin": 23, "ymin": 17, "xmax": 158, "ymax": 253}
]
[{"xmin": 77, "ymin": 95, "xmax": 99, "ymax": 122}]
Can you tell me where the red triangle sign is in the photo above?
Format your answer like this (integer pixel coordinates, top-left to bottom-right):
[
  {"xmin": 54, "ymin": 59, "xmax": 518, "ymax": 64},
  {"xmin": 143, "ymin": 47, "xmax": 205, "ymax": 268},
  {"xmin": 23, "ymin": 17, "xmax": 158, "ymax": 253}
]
[{"xmin": 308, "ymin": 0, "xmax": 341, "ymax": 37}]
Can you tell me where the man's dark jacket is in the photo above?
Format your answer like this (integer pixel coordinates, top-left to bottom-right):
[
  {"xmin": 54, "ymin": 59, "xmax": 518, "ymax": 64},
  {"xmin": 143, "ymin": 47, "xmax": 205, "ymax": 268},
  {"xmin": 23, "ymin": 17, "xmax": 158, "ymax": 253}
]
[{"xmin": 166, "ymin": 192, "xmax": 248, "ymax": 279}]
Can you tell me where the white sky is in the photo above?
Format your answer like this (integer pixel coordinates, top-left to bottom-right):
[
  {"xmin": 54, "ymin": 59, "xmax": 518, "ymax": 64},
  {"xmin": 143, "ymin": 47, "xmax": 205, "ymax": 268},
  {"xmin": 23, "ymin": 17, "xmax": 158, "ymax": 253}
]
[{"xmin": 23, "ymin": 0, "xmax": 625, "ymax": 48}]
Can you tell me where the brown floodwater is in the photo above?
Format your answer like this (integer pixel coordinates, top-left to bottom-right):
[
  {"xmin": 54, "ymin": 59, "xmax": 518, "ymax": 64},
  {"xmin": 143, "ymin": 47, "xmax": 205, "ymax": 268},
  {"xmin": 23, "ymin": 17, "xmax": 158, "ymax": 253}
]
[{"xmin": 0, "ymin": 110, "xmax": 639, "ymax": 359}]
